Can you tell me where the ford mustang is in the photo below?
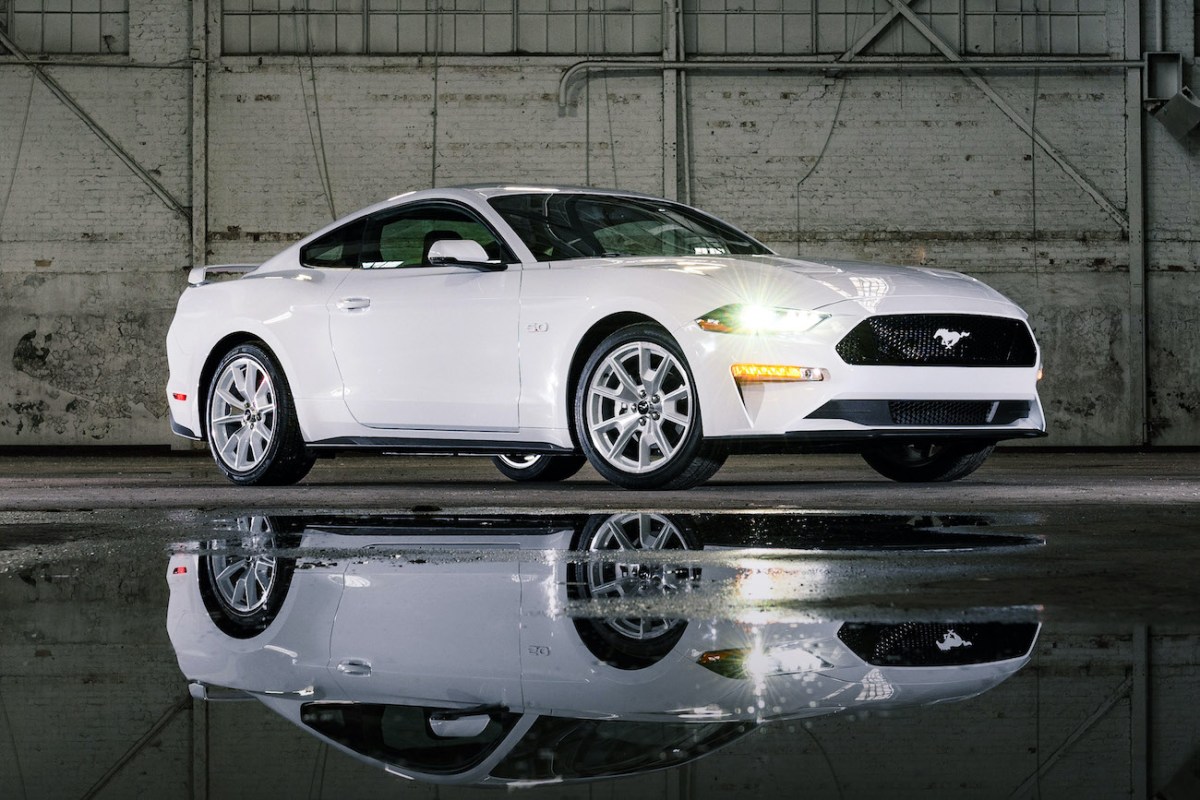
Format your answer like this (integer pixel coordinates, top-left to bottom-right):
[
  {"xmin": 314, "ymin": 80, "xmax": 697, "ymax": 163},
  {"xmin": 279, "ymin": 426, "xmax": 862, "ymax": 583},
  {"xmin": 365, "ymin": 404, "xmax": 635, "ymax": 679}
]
[{"xmin": 165, "ymin": 186, "xmax": 1045, "ymax": 489}]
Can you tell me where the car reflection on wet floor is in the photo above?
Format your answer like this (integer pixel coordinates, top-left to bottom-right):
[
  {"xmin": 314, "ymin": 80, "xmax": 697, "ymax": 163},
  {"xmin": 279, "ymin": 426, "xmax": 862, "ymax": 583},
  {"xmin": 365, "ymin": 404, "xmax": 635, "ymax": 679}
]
[
  {"xmin": 167, "ymin": 512, "xmax": 1042, "ymax": 786},
  {"xmin": 2, "ymin": 509, "xmax": 1193, "ymax": 799}
]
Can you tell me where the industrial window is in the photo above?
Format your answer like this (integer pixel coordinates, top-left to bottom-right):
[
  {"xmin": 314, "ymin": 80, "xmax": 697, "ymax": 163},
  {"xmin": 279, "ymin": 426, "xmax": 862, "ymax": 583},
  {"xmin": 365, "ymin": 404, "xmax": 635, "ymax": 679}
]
[
  {"xmin": 962, "ymin": 0, "xmax": 1107, "ymax": 56},
  {"xmin": 681, "ymin": 0, "xmax": 1108, "ymax": 57},
  {"xmin": 220, "ymin": 0, "xmax": 1111, "ymax": 57},
  {"xmin": 221, "ymin": 0, "xmax": 664, "ymax": 56},
  {"xmin": 6, "ymin": 0, "xmax": 129, "ymax": 54}
]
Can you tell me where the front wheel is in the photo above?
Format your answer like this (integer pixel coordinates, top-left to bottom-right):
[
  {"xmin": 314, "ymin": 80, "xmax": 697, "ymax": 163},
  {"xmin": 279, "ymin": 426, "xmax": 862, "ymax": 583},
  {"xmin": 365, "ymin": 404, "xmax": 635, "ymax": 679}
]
[
  {"xmin": 574, "ymin": 324, "xmax": 725, "ymax": 491},
  {"xmin": 206, "ymin": 343, "xmax": 315, "ymax": 486},
  {"xmin": 861, "ymin": 441, "xmax": 995, "ymax": 482},
  {"xmin": 568, "ymin": 512, "xmax": 701, "ymax": 669},
  {"xmin": 491, "ymin": 454, "xmax": 588, "ymax": 483}
]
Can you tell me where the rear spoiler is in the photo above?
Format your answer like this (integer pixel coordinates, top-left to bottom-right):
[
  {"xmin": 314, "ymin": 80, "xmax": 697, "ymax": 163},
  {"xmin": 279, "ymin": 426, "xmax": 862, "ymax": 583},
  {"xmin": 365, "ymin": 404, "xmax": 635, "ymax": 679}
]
[{"xmin": 187, "ymin": 263, "xmax": 258, "ymax": 286}]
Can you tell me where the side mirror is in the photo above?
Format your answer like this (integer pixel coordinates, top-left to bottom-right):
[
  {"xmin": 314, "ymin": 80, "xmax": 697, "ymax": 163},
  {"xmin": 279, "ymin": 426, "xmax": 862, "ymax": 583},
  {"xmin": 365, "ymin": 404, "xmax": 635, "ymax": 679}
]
[
  {"xmin": 426, "ymin": 239, "xmax": 505, "ymax": 271},
  {"xmin": 427, "ymin": 713, "xmax": 492, "ymax": 739}
]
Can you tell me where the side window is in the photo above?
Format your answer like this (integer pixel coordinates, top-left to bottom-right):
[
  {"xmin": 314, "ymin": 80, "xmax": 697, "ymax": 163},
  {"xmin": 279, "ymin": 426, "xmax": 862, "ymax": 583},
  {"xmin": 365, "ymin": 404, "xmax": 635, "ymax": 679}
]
[
  {"xmin": 361, "ymin": 205, "xmax": 508, "ymax": 269},
  {"xmin": 300, "ymin": 218, "xmax": 366, "ymax": 268}
]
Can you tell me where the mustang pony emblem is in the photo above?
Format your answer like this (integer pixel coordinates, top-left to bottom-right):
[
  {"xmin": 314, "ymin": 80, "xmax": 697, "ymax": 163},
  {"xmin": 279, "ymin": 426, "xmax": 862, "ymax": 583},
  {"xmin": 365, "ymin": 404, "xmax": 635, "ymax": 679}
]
[
  {"xmin": 934, "ymin": 328, "xmax": 971, "ymax": 349},
  {"xmin": 936, "ymin": 630, "xmax": 973, "ymax": 651}
]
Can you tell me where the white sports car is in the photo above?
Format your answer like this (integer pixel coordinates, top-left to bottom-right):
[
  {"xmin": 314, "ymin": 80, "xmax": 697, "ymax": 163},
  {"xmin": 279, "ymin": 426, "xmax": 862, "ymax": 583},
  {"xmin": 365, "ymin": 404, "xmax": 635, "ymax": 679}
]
[{"xmin": 165, "ymin": 185, "xmax": 1045, "ymax": 489}]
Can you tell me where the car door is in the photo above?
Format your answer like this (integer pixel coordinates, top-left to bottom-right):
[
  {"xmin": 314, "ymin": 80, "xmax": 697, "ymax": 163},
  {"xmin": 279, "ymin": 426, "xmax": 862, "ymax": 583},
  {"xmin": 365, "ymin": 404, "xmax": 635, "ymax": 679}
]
[
  {"xmin": 327, "ymin": 538, "xmax": 526, "ymax": 708},
  {"xmin": 327, "ymin": 201, "xmax": 521, "ymax": 431}
]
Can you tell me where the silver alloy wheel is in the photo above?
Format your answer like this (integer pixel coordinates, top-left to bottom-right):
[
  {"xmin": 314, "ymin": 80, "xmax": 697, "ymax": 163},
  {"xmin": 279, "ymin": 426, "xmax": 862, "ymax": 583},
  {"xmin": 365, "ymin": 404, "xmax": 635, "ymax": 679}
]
[
  {"xmin": 209, "ymin": 355, "xmax": 277, "ymax": 472},
  {"xmin": 496, "ymin": 454, "xmax": 542, "ymax": 470},
  {"xmin": 584, "ymin": 513, "xmax": 698, "ymax": 641},
  {"xmin": 208, "ymin": 517, "xmax": 277, "ymax": 615},
  {"xmin": 585, "ymin": 341, "xmax": 693, "ymax": 474}
]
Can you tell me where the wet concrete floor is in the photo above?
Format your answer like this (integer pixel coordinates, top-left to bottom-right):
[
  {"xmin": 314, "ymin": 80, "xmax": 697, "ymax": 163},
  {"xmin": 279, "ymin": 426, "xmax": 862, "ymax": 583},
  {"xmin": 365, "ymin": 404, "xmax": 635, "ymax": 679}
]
[{"xmin": 0, "ymin": 450, "xmax": 1197, "ymax": 798}]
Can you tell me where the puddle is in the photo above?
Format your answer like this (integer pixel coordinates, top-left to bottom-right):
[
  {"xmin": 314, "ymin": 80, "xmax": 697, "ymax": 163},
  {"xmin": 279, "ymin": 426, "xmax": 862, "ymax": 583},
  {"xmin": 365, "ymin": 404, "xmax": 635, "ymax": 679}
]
[{"xmin": 0, "ymin": 512, "xmax": 1191, "ymax": 797}]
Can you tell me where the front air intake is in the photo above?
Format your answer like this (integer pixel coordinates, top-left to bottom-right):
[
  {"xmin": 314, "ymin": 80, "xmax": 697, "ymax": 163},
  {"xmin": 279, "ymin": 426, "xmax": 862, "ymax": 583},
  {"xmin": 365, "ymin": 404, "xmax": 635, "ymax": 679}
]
[
  {"xmin": 837, "ymin": 622, "xmax": 1040, "ymax": 667},
  {"xmin": 836, "ymin": 314, "xmax": 1037, "ymax": 367}
]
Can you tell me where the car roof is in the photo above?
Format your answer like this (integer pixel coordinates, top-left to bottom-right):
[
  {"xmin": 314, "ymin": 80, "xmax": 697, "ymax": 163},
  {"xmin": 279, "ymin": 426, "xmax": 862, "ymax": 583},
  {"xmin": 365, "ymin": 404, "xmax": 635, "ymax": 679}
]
[{"xmin": 444, "ymin": 184, "xmax": 665, "ymax": 201}]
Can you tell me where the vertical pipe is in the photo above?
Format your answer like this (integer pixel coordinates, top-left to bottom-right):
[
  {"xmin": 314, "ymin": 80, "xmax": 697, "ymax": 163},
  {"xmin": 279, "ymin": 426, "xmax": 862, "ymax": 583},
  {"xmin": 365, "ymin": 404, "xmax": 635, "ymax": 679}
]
[
  {"xmin": 662, "ymin": 0, "xmax": 679, "ymax": 199},
  {"xmin": 1131, "ymin": 625, "xmax": 1150, "ymax": 800},
  {"xmin": 191, "ymin": 698, "xmax": 209, "ymax": 800},
  {"xmin": 191, "ymin": 0, "xmax": 208, "ymax": 272},
  {"xmin": 663, "ymin": 71, "xmax": 679, "ymax": 199},
  {"xmin": 676, "ymin": 0, "xmax": 692, "ymax": 204},
  {"xmin": 1154, "ymin": 0, "xmax": 1164, "ymax": 51},
  {"xmin": 1125, "ymin": 0, "xmax": 1149, "ymax": 445}
]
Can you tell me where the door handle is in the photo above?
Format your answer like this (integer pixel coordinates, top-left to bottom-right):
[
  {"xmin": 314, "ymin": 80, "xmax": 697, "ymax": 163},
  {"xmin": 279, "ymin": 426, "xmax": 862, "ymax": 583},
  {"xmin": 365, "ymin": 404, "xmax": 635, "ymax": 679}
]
[
  {"xmin": 337, "ymin": 297, "xmax": 371, "ymax": 311},
  {"xmin": 336, "ymin": 659, "xmax": 373, "ymax": 677}
]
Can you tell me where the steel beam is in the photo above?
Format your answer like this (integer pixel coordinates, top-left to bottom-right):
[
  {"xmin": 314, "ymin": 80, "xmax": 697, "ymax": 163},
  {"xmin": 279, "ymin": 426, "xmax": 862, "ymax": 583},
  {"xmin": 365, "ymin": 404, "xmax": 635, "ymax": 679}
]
[
  {"xmin": 0, "ymin": 29, "xmax": 190, "ymax": 222},
  {"xmin": 1125, "ymin": 0, "xmax": 1149, "ymax": 446},
  {"xmin": 192, "ymin": 0, "xmax": 210, "ymax": 270},
  {"xmin": 884, "ymin": 0, "xmax": 1130, "ymax": 232},
  {"xmin": 1008, "ymin": 676, "xmax": 1133, "ymax": 798},
  {"xmin": 837, "ymin": 0, "xmax": 918, "ymax": 63},
  {"xmin": 80, "ymin": 695, "xmax": 191, "ymax": 800}
]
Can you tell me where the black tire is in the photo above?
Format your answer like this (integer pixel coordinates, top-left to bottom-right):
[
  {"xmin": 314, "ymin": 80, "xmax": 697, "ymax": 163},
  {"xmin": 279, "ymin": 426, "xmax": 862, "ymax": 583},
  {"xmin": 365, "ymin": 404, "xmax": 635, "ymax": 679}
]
[
  {"xmin": 197, "ymin": 516, "xmax": 297, "ymax": 639},
  {"xmin": 862, "ymin": 441, "xmax": 996, "ymax": 482},
  {"xmin": 567, "ymin": 513, "xmax": 701, "ymax": 669},
  {"xmin": 573, "ymin": 323, "xmax": 725, "ymax": 491},
  {"xmin": 205, "ymin": 343, "xmax": 315, "ymax": 486},
  {"xmin": 490, "ymin": 454, "xmax": 587, "ymax": 483}
]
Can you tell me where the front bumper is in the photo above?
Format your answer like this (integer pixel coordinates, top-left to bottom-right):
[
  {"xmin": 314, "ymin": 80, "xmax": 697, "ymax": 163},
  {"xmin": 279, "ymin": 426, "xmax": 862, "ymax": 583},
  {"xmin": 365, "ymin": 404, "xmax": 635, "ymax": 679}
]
[{"xmin": 678, "ymin": 322, "xmax": 1045, "ymax": 443}]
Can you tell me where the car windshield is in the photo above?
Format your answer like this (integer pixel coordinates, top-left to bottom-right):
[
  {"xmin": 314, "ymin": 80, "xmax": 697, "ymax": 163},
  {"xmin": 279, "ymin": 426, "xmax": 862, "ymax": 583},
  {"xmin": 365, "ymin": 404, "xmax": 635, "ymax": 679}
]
[
  {"xmin": 489, "ymin": 717, "xmax": 753, "ymax": 781},
  {"xmin": 488, "ymin": 193, "xmax": 772, "ymax": 262},
  {"xmin": 301, "ymin": 703, "xmax": 519, "ymax": 775}
]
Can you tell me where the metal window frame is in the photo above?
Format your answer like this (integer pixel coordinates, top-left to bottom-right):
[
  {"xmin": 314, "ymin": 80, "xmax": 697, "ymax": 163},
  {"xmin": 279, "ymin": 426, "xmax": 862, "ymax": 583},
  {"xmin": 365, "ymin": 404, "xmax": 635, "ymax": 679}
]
[
  {"xmin": 220, "ymin": 0, "xmax": 664, "ymax": 56},
  {"xmin": 5, "ymin": 0, "xmax": 129, "ymax": 55}
]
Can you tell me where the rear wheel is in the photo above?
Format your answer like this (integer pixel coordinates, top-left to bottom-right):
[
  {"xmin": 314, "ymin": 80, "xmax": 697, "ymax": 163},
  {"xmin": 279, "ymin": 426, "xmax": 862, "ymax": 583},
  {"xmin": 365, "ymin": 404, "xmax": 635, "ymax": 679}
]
[
  {"xmin": 197, "ymin": 516, "xmax": 297, "ymax": 638},
  {"xmin": 491, "ymin": 454, "xmax": 587, "ymax": 483},
  {"xmin": 206, "ymin": 343, "xmax": 314, "ymax": 486},
  {"xmin": 862, "ymin": 441, "xmax": 995, "ymax": 482},
  {"xmin": 574, "ymin": 324, "xmax": 725, "ymax": 491}
]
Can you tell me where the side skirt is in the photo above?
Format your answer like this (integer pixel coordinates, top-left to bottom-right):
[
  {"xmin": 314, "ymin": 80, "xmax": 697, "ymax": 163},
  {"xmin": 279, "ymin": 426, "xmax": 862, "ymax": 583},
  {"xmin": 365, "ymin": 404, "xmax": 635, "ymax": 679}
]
[{"xmin": 307, "ymin": 436, "xmax": 578, "ymax": 457}]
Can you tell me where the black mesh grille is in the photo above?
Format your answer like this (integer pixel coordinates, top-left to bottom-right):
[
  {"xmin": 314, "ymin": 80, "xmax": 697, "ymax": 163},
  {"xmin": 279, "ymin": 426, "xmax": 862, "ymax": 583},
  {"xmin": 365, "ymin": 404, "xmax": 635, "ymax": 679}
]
[
  {"xmin": 889, "ymin": 400, "xmax": 994, "ymax": 425},
  {"xmin": 836, "ymin": 314, "xmax": 1037, "ymax": 367},
  {"xmin": 837, "ymin": 622, "xmax": 1040, "ymax": 667}
]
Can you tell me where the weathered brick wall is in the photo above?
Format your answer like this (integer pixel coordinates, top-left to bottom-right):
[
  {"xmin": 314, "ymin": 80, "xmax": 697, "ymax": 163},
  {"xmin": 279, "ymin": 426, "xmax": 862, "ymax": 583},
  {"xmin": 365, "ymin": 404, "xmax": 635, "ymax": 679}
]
[
  {"xmin": 0, "ymin": 3, "xmax": 1196, "ymax": 446},
  {"xmin": 0, "ymin": 0, "xmax": 191, "ymax": 445}
]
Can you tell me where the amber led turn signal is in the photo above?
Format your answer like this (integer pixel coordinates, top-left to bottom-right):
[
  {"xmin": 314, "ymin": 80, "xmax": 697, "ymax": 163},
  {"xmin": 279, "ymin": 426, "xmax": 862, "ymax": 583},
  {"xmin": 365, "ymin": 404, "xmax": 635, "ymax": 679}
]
[{"xmin": 731, "ymin": 364, "xmax": 825, "ymax": 383}]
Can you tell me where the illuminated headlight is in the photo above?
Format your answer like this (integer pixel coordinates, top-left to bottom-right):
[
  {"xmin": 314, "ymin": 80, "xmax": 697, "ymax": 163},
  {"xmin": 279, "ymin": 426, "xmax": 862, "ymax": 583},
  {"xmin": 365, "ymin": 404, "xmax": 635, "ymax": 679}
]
[
  {"xmin": 697, "ymin": 645, "xmax": 832, "ymax": 680},
  {"xmin": 697, "ymin": 304, "xmax": 830, "ymax": 335}
]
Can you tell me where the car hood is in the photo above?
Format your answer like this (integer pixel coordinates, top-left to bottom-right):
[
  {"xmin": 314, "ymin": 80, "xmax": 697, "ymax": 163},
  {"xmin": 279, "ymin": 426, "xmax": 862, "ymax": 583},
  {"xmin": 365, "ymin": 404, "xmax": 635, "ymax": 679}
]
[{"xmin": 557, "ymin": 254, "xmax": 1019, "ymax": 313}]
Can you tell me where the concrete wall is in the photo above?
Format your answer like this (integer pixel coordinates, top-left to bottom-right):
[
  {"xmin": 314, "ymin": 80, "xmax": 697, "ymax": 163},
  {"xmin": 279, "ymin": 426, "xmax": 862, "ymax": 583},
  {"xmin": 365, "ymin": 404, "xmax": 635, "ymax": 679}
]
[{"xmin": 0, "ymin": 2, "xmax": 1197, "ymax": 447}]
